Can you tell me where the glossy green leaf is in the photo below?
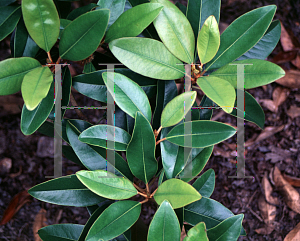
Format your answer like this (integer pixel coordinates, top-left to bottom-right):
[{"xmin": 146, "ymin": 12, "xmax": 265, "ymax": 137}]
[
  {"xmin": 238, "ymin": 20, "xmax": 281, "ymax": 60},
  {"xmin": 192, "ymin": 169, "xmax": 215, "ymax": 197},
  {"xmin": 199, "ymin": 95, "xmax": 214, "ymax": 120},
  {"xmin": 0, "ymin": 0, "xmax": 16, "ymax": 7},
  {"xmin": 184, "ymin": 222, "xmax": 208, "ymax": 241},
  {"xmin": 105, "ymin": 3, "xmax": 163, "ymax": 43},
  {"xmin": 109, "ymin": 37, "xmax": 185, "ymax": 80},
  {"xmin": 186, "ymin": 0, "xmax": 220, "ymax": 42},
  {"xmin": 37, "ymin": 120, "xmax": 54, "ymax": 138},
  {"xmin": 0, "ymin": 57, "xmax": 41, "ymax": 95},
  {"xmin": 28, "ymin": 174, "xmax": 105, "ymax": 207},
  {"xmin": 62, "ymin": 145, "xmax": 84, "ymax": 166},
  {"xmin": 22, "ymin": 35, "xmax": 40, "ymax": 57},
  {"xmin": 21, "ymin": 66, "xmax": 53, "ymax": 111},
  {"xmin": 0, "ymin": 5, "xmax": 21, "ymax": 41},
  {"xmin": 72, "ymin": 68, "xmax": 157, "ymax": 103},
  {"xmin": 38, "ymin": 224, "xmax": 84, "ymax": 241},
  {"xmin": 76, "ymin": 170, "xmax": 137, "ymax": 200},
  {"xmin": 83, "ymin": 62, "xmax": 96, "ymax": 74},
  {"xmin": 210, "ymin": 59, "xmax": 285, "ymax": 89},
  {"xmin": 161, "ymin": 91, "xmax": 197, "ymax": 128},
  {"xmin": 21, "ymin": 82, "xmax": 54, "ymax": 135},
  {"xmin": 22, "ymin": 0, "xmax": 60, "ymax": 52},
  {"xmin": 184, "ymin": 196, "xmax": 246, "ymax": 235},
  {"xmin": 154, "ymin": 179, "xmax": 201, "ymax": 209},
  {"xmin": 148, "ymin": 200, "xmax": 181, "ymax": 241},
  {"xmin": 231, "ymin": 91, "xmax": 265, "ymax": 129},
  {"xmin": 176, "ymin": 146, "xmax": 213, "ymax": 182},
  {"xmin": 66, "ymin": 122, "xmax": 133, "ymax": 180},
  {"xmin": 197, "ymin": 15, "xmax": 220, "ymax": 64},
  {"xmin": 175, "ymin": 2, "xmax": 186, "ymax": 15},
  {"xmin": 97, "ymin": 0, "xmax": 126, "ymax": 29},
  {"xmin": 67, "ymin": 3, "xmax": 97, "ymax": 20},
  {"xmin": 158, "ymin": 170, "xmax": 167, "ymax": 186},
  {"xmin": 197, "ymin": 76, "xmax": 236, "ymax": 113},
  {"xmin": 151, "ymin": 0, "xmax": 194, "ymax": 63},
  {"xmin": 59, "ymin": 9, "xmax": 109, "ymax": 61},
  {"xmin": 207, "ymin": 214, "xmax": 244, "ymax": 241},
  {"xmin": 126, "ymin": 112, "xmax": 157, "ymax": 184},
  {"xmin": 165, "ymin": 120, "xmax": 236, "ymax": 148},
  {"xmin": 61, "ymin": 66, "xmax": 72, "ymax": 118},
  {"xmin": 206, "ymin": 5, "xmax": 277, "ymax": 70},
  {"xmin": 10, "ymin": 17, "xmax": 28, "ymax": 57},
  {"xmin": 59, "ymin": 19, "xmax": 71, "ymax": 39},
  {"xmin": 86, "ymin": 201, "xmax": 141, "ymax": 241},
  {"xmin": 103, "ymin": 72, "xmax": 152, "ymax": 122},
  {"xmin": 79, "ymin": 125, "xmax": 131, "ymax": 151}
]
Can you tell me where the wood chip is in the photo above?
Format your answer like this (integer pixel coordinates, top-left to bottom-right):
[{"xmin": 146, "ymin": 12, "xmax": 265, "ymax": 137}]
[
  {"xmin": 287, "ymin": 106, "xmax": 300, "ymax": 119},
  {"xmin": 280, "ymin": 22, "xmax": 295, "ymax": 52},
  {"xmin": 284, "ymin": 222, "xmax": 300, "ymax": 241},
  {"xmin": 283, "ymin": 174, "xmax": 300, "ymax": 187},
  {"xmin": 276, "ymin": 70, "xmax": 300, "ymax": 89},
  {"xmin": 33, "ymin": 208, "xmax": 47, "ymax": 241}
]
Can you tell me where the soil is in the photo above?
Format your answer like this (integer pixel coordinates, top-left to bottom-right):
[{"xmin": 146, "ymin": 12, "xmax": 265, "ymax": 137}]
[{"xmin": 0, "ymin": 0, "xmax": 300, "ymax": 240}]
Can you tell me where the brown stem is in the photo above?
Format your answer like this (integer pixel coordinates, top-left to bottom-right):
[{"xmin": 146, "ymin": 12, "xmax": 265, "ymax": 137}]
[
  {"xmin": 140, "ymin": 199, "xmax": 149, "ymax": 204},
  {"xmin": 138, "ymin": 192, "xmax": 148, "ymax": 198},
  {"xmin": 133, "ymin": 183, "xmax": 145, "ymax": 193},
  {"xmin": 150, "ymin": 187, "xmax": 158, "ymax": 198},
  {"xmin": 146, "ymin": 183, "xmax": 150, "ymax": 197},
  {"xmin": 56, "ymin": 57, "xmax": 61, "ymax": 64},
  {"xmin": 156, "ymin": 138, "xmax": 166, "ymax": 146},
  {"xmin": 47, "ymin": 52, "xmax": 53, "ymax": 63},
  {"xmin": 200, "ymin": 70, "xmax": 206, "ymax": 76},
  {"xmin": 70, "ymin": 93, "xmax": 89, "ymax": 122}
]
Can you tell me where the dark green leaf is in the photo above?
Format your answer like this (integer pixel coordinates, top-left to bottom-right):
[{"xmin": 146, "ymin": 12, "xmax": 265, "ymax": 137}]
[
  {"xmin": 0, "ymin": 0, "xmax": 16, "ymax": 7},
  {"xmin": 83, "ymin": 62, "xmax": 96, "ymax": 74},
  {"xmin": 0, "ymin": 5, "xmax": 21, "ymax": 41},
  {"xmin": 199, "ymin": 95, "xmax": 214, "ymax": 120},
  {"xmin": 38, "ymin": 224, "xmax": 84, "ymax": 241},
  {"xmin": 67, "ymin": 3, "xmax": 97, "ymax": 20},
  {"xmin": 28, "ymin": 174, "xmax": 106, "ymax": 207},
  {"xmin": 10, "ymin": 17, "xmax": 28, "ymax": 57},
  {"xmin": 37, "ymin": 120, "xmax": 54, "ymax": 138},
  {"xmin": 22, "ymin": 36, "xmax": 40, "ymax": 57},
  {"xmin": 62, "ymin": 145, "xmax": 84, "ymax": 166},
  {"xmin": 175, "ymin": 2, "xmax": 186, "ymax": 15},
  {"xmin": 192, "ymin": 169, "xmax": 215, "ymax": 197}
]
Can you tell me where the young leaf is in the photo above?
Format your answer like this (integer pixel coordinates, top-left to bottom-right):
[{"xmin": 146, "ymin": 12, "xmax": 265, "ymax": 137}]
[
  {"xmin": 79, "ymin": 125, "xmax": 131, "ymax": 151},
  {"xmin": 21, "ymin": 66, "xmax": 53, "ymax": 111},
  {"xmin": 105, "ymin": 3, "xmax": 163, "ymax": 43},
  {"xmin": 22, "ymin": 0, "xmax": 60, "ymax": 52},
  {"xmin": 0, "ymin": 5, "xmax": 21, "ymax": 41},
  {"xmin": 207, "ymin": 214, "xmax": 244, "ymax": 241},
  {"xmin": 0, "ymin": 57, "xmax": 41, "ymax": 95},
  {"xmin": 154, "ymin": 179, "xmax": 201, "ymax": 209},
  {"xmin": 28, "ymin": 174, "xmax": 106, "ymax": 207},
  {"xmin": 85, "ymin": 201, "xmax": 141, "ymax": 241},
  {"xmin": 197, "ymin": 15, "xmax": 220, "ymax": 64},
  {"xmin": 151, "ymin": 0, "xmax": 195, "ymax": 63},
  {"xmin": 184, "ymin": 222, "xmax": 208, "ymax": 241},
  {"xmin": 102, "ymin": 72, "xmax": 152, "ymax": 122},
  {"xmin": 21, "ymin": 82, "xmax": 54, "ymax": 135},
  {"xmin": 76, "ymin": 170, "xmax": 137, "ymax": 200},
  {"xmin": 59, "ymin": 9, "xmax": 109, "ymax": 61},
  {"xmin": 165, "ymin": 121, "xmax": 236, "ymax": 148},
  {"xmin": 184, "ymin": 197, "xmax": 246, "ymax": 235},
  {"xmin": 126, "ymin": 112, "xmax": 157, "ymax": 184},
  {"xmin": 161, "ymin": 91, "xmax": 197, "ymax": 128},
  {"xmin": 192, "ymin": 169, "xmax": 215, "ymax": 198},
  {"xmin": 109, "ymin": 37, "xmax": 185, "ymax": 80},
  {"xmin": 148, "ymin": 200, "xmax": 181, "ymax": 241},
  {"xmin": 38, "ymin": 224, "xmax": 84, "ymax": 241},
  {"xmin": 210, "ymin": 59, "xmax": 285, "ymax": 89},
  {"xmin": 206, "ymin": 5, "xmax": 277, "ymax": 70},
  {"xmin": 197, "ymin": 76, "xmax": 236, "ymax": 113}
]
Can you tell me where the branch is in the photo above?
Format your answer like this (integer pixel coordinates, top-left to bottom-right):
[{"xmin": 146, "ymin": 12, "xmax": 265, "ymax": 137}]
[
  {"xmin": 156, "ymin": 138, "xmax": 166, "ymax": 146},
  {"xmin": 133, "ymin": 183, "xmax": 145, "ymax": 193},
  {"xmin": 47, "ymin": 52, "xmax": 53, "ymax": 63}
]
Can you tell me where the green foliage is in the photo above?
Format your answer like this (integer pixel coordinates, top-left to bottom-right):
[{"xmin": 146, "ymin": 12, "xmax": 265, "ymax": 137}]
[{"xmin": 0, "ymin": 0, "xmax": 286, "ymax": 240}]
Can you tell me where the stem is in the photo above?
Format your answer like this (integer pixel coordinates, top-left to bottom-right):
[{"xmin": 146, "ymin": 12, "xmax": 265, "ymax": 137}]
[
  {"xmin": 156, "ymin": 138, "xmax": 166, "ymax": 146},
  {"xmin": 146, "ymin": 183, "xmax": 150, "ymax": 196},
  {"xmin": 200, "ymin": 70, "xmax": 206, "ymax": 76},
  {"xmin": 133, "ymin": 183, "xmax": 145, "ymax": 193},
  {"xmin": 148, "ymin": 177, "xmax": 157, "ymax": 187},
  {"xmin": 140, "ymin": 199, "xmax": 149, "ymax": 204},
  {"xmin": 47, "ymin": 52, "xmax": 53, "ymax": 63},
  {"xmin": 138, "ymin": 192, "xmax": 148, "ymax": 198},
  {"xmin": 150, "ymin": 187, "xmax": 158, "ymax": 198},
  {"xmin": 70, "ymin": 93, "xmax": 89, "ymax": 122},
  {"xmin": 56, "ymin": 57, "xmax": 61, "ymax": 64}
]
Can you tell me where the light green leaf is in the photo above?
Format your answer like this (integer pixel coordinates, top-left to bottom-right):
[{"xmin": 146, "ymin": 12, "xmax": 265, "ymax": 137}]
[
  {"xmin": 28, "ymin": 174, "xmax": 105, "ymax": 207},
  {"xmin": 109, "ymin": 37, "xmax": 185, "ymax": 80},
  {"xmin": 79, "ymin": 125, "xmax": 131, "ymax": 151},
  {"xmin": 151, "ymin": 0, "xmax": 194, "ymax": 63},
  {"xmin": 154, "ymin": 179, "xmax": 201, "ymax": 209},
  {"xmin": 206, "ymin": 5, "xmax": 277, "ymax": 70},
  {"xmin": 22, "ymin": 0, "xmax": 60, "ymax": 52},
  {"xmin": 184, "ymin": 222, "xmax": 208, "ymax": 241},
  {"xmin": 38, "ymin": 224, "xmax": 84, "ymax": 241},
  {"xmin": 21, "ymin": 66, "xmax": 53, "ymax": 111},
  {"xmin": 105, "ymin": 3, "xmax": 163, "ymax": 43},
  {"xmin": 197, "ymin": 76, "xmax": 236, "ymax": 113},
  {"xmin": 210, "ymin": 59, "xmax": 285, "ymax": 89},
  {"xmin": 86, "ymin": 201, "xmax": 141, "ymax": 241},
  {"xmin": 126, "ymin": 112, "xmax": 157, "ymax": 184},
  {"xmin": 148, "ymin": 200, "xmax": 181, "ymax": 241},
  {"xmin": 197, "ymin": 15, "xmax": 220, "ymax": 64},
  {"xmin": 165, "ymin": 120, "xmax": 236, "ymax": 148},
  {"xmin": 59, "ymin": 9, "xmax": 109, "ymax": 61},
  {"xmin": 102, "ymin": 72, "xmax": 152, "ymax": 122},
  {"xmin": 0, "ymin": 5, "xmax": 21, "ymax": 41},
  {"xmin": 161, "ymin": 91, "xmax": 197, "ymax": 128},
  {"xmin": 21, "ymin": 82, "xmax": 54, "ymax": 135},
  {"xmin": 76, "ymin": 170, "xmax": 137, "ymax": 200},
  {"xmin": 0, "ymin": 57, "xmax": 41, "ymax": 95},
  {"xmin": 207, "ymin": 214, "xmax": 244, "ymax": 241}
]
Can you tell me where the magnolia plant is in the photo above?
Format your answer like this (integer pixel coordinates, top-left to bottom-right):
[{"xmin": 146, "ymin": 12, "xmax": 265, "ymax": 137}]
[{"xmin": 0, "ymin": 0, "xmax": 285, "ymax": 240}]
